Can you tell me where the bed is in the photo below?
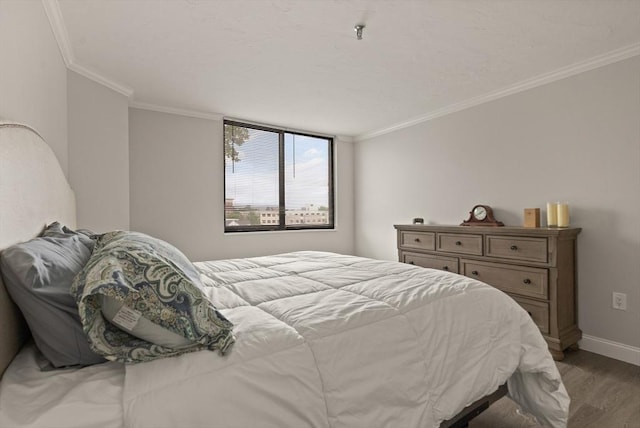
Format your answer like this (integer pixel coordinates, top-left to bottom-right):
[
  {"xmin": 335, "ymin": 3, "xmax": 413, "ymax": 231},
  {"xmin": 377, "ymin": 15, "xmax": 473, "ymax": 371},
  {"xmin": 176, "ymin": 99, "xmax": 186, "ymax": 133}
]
[{"xmin": 0, "ymin": 121, "xmax": 569, "ymax": 428}]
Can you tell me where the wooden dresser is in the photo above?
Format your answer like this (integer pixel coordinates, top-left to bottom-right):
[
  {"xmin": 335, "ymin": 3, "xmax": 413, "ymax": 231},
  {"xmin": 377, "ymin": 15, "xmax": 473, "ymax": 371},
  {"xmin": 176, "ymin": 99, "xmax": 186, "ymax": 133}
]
[{"xmin": 394, "ymin": 224, "xmax": 581, "ymax": 360}]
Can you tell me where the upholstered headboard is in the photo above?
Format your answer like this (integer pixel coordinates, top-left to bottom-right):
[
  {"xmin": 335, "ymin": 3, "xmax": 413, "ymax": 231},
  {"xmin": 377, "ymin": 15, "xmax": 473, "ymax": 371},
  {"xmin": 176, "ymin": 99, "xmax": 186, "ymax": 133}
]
[{"xmin": 0, "ymin": 122, "xmax": 76, "ymax": 377}]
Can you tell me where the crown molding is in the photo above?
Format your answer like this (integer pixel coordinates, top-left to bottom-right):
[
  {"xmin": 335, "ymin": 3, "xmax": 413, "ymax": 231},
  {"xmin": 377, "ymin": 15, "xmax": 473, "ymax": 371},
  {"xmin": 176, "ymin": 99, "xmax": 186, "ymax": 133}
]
[
  {"xmin": 130, "ymin": 102, "xmax": 224, "ymax": 121},
  {"xmin": 42, "ymin": 0, "xmax": 133, "ymax": 98},
  {"xmin": 356, "ymin": 42, "xmax": 640, "ymax": 142},
  {"xmin": 42, "ymin": 0, "xmax": 639, "ymax": 139},
  {"xmin": 335, "ymin": 135, "xmax": 354, "ymax": 143},
  {"xmin": 42, "ymin": 0, "xmax": 74, "ymax": 66},
  {"xmin": 68, "ymin": 63, "xmax": 134, "ymax": 98}
]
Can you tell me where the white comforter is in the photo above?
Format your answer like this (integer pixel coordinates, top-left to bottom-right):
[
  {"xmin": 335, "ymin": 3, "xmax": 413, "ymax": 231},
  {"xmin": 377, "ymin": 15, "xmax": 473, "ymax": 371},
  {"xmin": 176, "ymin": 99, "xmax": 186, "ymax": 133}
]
[{"xmin": 123, "ymin": 251, "xmax": 569, "ymax": 428}]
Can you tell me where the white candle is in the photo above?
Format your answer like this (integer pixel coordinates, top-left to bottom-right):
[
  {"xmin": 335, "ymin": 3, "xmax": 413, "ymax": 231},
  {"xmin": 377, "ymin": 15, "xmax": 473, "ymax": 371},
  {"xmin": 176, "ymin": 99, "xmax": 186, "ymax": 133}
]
[
  {"xmin": 547, "ymin": 202, "xmax": 558, "ymax": 227},
  {"xmin": 557, "ymin": 203, "xmax": 569, "ymax": 227}
]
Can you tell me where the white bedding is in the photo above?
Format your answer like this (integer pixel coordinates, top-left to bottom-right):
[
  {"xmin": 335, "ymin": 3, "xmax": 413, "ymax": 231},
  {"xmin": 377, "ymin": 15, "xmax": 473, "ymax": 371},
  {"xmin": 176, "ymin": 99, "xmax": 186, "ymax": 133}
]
[
  {"xmin": 0, "ymin": 342, "xmax": 124, "ymax": 428},
  {"xmin": 123, "ymin": 251, "xmax": 569, "ymax": 428},
  {"xmin": 0, "ymin": 251, "xmax": 568, "ymax": 428}
]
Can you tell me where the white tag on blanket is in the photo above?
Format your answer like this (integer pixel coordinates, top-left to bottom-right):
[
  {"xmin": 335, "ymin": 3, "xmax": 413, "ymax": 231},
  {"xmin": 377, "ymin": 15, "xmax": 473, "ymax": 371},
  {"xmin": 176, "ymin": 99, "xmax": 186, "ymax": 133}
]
[{"xmin": 112, "ymin": 305, "xmax": 142, "ymax": 331}]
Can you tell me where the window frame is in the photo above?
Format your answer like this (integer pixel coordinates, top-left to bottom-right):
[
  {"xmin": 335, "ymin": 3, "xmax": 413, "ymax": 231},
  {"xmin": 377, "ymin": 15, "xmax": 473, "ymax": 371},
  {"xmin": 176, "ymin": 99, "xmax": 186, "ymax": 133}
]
[{"xmin": 223, "ymin": 119, "xmax": 335, "ymax": 233}]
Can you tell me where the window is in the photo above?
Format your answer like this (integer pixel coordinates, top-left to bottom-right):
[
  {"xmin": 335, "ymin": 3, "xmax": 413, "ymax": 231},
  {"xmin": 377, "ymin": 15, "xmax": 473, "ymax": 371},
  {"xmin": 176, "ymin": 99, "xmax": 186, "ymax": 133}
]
[{"xmin": 224, "ymin": 120, "xmax": 334, "ymax": 232}]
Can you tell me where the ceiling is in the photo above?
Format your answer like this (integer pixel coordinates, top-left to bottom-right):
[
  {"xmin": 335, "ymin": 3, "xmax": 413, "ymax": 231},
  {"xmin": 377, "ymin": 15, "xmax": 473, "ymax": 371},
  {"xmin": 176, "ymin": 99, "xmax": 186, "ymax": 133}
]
[{"xmin": 54, "ymin": 0, "xmax": 640, "ymax": 139}]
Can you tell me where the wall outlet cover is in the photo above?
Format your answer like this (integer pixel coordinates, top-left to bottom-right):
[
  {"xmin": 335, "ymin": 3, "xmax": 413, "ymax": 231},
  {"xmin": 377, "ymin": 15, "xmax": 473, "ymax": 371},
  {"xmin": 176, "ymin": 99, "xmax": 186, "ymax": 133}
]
[{"xmin": 612, "ymin": 292, "xmax": 627, "ymax": 311}]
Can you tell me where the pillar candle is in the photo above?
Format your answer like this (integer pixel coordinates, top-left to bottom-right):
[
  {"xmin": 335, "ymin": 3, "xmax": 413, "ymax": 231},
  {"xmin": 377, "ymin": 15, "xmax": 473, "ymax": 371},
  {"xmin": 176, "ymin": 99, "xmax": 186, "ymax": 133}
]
[
  {"xmin": 547, "ymin": 202, "xmax": 558, "ymax": 227},
  {"xmin": 557, "ymin": 203, "xmax": 570, "ymax": 227}
]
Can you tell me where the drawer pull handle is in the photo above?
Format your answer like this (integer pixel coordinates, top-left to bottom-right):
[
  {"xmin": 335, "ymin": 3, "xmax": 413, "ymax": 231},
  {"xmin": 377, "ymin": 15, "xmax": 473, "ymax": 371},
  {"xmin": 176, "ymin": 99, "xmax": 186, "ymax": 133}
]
[
  {"xmin": 442, "ymin": 266, "xmax": 449, "ymax": 271},
  {"xmin": 510, "ymin": 245, "xmax": 518, "ymax": 251},
  {"xmin": 471, "ymin": 270, "xmax": 479, "ymax": 276},
  {"xmin": 523, "ymin": 278, "xmax": 532, "ymax": 285},
  {"xmin": 414, "ymin": 238, "xmax": 420, "ymax": 242},
  {"xmin": 455, "ymin": 241, "xmax": 462, "ymax": 246}
]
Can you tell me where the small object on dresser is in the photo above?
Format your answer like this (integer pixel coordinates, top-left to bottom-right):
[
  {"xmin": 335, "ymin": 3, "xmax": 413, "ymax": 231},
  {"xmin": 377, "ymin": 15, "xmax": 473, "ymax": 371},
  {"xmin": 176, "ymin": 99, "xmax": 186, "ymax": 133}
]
[
  {"xmin": 557, "ymin": 203, "xmax": 570, "ymax": 227},
  {"xmin": 461, "ymin": 204, "xmax": 504, "ymax": 227},
  {"xmin": 524, "ymin": 208, "xmax": 540, "ymax": 228},
  {"xmin": 413, "ymin": 218, "xmax": 424, "ymax": 225},
  {"xmin": 546, "ymin": 202, "xmax": 558, "ymax": 226}
]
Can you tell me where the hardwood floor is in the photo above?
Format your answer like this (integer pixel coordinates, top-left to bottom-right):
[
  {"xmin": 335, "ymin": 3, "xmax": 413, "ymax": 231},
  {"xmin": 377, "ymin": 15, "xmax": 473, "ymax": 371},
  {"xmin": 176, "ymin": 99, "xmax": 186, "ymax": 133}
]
[{"xmin": 471, "ymin": 349, "xmax": 640, "ymax": 427}]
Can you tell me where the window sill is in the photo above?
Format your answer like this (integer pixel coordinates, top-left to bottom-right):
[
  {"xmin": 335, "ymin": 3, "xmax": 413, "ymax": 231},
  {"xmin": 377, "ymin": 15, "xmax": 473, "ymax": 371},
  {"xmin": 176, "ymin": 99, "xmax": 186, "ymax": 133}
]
[{"xmin": 224, "ymin": 227, "xmax": 337, "ymax": 236}]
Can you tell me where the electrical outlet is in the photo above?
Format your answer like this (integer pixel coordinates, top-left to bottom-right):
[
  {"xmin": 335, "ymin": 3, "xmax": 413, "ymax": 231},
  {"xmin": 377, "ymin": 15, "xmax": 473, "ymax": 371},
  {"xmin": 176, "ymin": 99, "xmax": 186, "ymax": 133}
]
[{"xmin": 612, "ymin": 292, "xmax": 627, "ymax": 311}]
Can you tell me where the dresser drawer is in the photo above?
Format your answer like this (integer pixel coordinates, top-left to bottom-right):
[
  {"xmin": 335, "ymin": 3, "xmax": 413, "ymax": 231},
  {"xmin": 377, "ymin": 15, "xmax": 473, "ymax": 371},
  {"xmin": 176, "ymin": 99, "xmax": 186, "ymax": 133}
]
[
  {"xmin": 461, "ymin": 260, "xmax": 548, "ymax": 300},
  {"xmin": 511, "ymin": 296, "xmax": 550, "ymax": 334},
  {"xmin": 437, "ymin": 233, "xmax": 482, "ymax": 255},
  {"xmin": 486, "ymin": 235, "xmax": 548, "ymax": 263},
  {"xmin": 396, "ymin": 224, "xmax": 582, "ymax": 361},
  {"xmin": 399, "ymin": 231, "xmax": 435, "ymax": 251},
  {"xmin": 401, "ymin": 252, "xmax": 459, "ymax": 273}
]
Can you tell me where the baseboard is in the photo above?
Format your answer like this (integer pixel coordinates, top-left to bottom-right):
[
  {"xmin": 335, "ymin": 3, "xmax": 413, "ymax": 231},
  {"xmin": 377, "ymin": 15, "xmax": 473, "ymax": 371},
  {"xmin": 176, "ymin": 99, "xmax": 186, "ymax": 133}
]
[{"xmin": 579, "ymin": 335, "xmax": 640, "ymax": 366}]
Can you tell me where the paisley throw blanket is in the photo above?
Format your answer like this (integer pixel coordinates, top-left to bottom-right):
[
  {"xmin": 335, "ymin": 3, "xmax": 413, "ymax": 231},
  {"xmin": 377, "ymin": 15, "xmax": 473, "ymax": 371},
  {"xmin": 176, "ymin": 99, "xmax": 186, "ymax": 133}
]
[{"xmin": 71, "ymin": 231, "xmax": 234, "ymax": 363}]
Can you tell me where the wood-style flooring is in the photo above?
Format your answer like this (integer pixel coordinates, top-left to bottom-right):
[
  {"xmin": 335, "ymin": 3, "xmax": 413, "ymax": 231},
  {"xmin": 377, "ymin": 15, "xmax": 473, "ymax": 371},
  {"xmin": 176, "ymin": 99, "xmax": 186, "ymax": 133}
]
[{"xmin": 471, "ymin": 349, "xmax": 640, "ymax": 428}]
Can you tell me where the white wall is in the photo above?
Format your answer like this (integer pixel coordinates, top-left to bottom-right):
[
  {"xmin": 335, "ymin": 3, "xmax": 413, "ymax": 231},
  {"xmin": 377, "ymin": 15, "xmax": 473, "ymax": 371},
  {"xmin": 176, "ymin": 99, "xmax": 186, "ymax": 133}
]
[
  {"xmin": 354, "ymin": 57, "xmax": 640, "ymax": 354},
  {"xmin": 0, "ymin": 1, "xmax": 68, "ymax": 174},
  {"xmin": 129, "ymin": 108, "xmax": 355, "ymax": 262},
  {"xmin": 67, "ymin": 71, "xmax": 130, "ymax": 231}
]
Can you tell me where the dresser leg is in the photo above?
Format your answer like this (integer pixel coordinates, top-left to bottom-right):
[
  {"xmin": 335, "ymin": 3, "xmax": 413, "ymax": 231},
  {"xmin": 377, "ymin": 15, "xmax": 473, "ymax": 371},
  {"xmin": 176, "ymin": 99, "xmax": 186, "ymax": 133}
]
[{"xmin": 550, "ymin": 349, "xmax": 565, "ymax": 361}]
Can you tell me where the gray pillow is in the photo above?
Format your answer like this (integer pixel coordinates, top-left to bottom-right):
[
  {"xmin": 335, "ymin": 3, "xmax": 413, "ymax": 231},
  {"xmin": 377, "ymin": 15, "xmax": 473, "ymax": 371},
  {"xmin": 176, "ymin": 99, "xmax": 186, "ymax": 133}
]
[
  {"xmin": 0, "ymin": 227, "xmax": 106, "ymax": 368},
  {"xmin": 41, "ymin": 221, "xmax": 96, "ymax": 252}
]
